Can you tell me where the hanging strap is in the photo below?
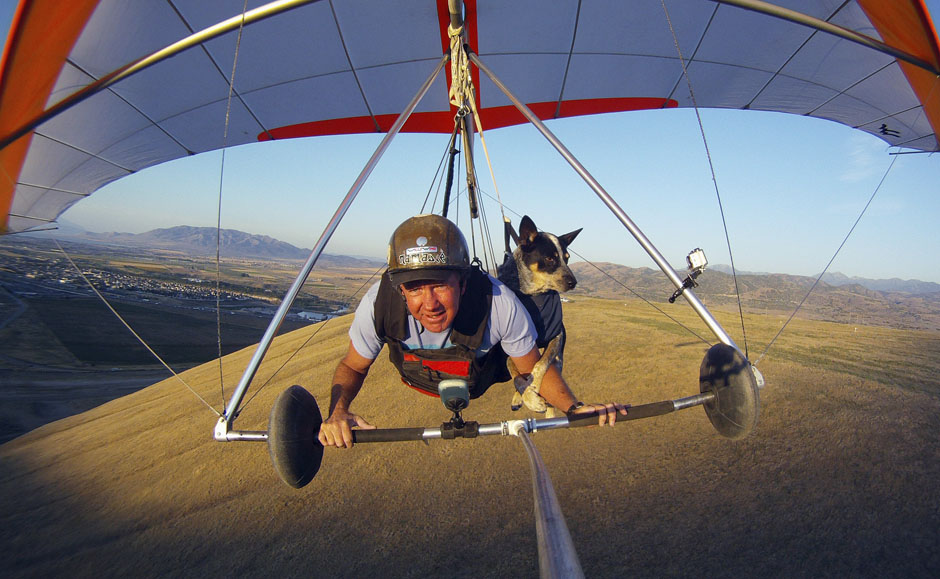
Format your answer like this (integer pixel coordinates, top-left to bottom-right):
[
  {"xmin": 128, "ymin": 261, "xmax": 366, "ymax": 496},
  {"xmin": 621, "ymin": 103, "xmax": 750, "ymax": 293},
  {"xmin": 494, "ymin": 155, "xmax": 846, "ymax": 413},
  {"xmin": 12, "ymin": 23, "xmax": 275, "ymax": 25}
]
[
  {"xmin": 441, "ymin": 120, "xmax": 461, "ymax": 218},
  {"xmin": 448, "ymin": 23, "xmax": 472, "ymax": 109}
]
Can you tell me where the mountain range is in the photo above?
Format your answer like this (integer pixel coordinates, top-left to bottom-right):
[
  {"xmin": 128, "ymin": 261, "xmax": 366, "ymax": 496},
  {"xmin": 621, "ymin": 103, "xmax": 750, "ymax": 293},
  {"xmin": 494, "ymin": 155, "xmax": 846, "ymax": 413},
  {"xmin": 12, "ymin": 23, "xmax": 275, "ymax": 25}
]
[
  {"xmin": 45, "ymin": 224, "xmax": 940, "ymax": 293},
  {"xmin": 708, "ymin": 263, "xmax": 940, "ymax": 295},
  {"xmin": 24, "ymin": 223, "xmax": 939, "ymax": 330},
  {"xmin": 46, "ymin": 224, "xmax": 384, "ymax": 268},
  {"xmin": 570, "ymin": 262, "xmax": 940, "ymax": 331}
]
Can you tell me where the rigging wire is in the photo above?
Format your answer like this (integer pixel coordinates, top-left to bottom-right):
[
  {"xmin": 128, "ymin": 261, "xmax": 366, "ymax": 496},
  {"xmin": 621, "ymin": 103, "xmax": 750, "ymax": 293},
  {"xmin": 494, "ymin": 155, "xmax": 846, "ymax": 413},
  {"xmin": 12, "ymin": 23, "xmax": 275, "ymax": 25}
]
[
  {"xmin": 52, "ymin": 239, "xmax": 221, "ymax": 416},
  {"xmin": 239, "ymin": 264, "xmax": 386, "ymax": 413},
  {"xmin": 661, "ymin": 0, "xmax": 750, "ymax": 357},
  {"xmin": 213, "ymin": 0, "xmax": 250, "ymax": 409},
  {"xmin": 465, "ymin": 98, "xmax": 508, "ymax": 273},
  {"xmin": 446, "ymin": 28, "xmax": 504, "ymax": 273},
  {"xmin": 755, "ymin": 153, "xmax": 899, "ymax": 365},
  {"xmin": 755, "ymin": 72, "xmax": 938, "ymax": 364},
  {"xmin": 466, "ymin": 191, "xmax": 481, "ymax": 265},
  {"xmin": 569, "ymin": 248, "xmax": 713, "ymax": 346},
  {"xmin": 421, "ymin": 122, "xmax": 460, "ymax": 215},
  {"xmin": 473, "ymin": 183, "xmax": 500, "ymax": 274},
  {"xmin": 471, "ymin": 192, "xmax": 490, "ymax": 271},
  {"xmin": 476, "ymin": 187, "xmax": 712, "ymax": 345},
  {"xmin": 467, "ymin": 90, "xmax": 508, "ymax": 226},
  {"xmin": 241, "ymin": 106, "xmax": 491, "ymax": 413}
]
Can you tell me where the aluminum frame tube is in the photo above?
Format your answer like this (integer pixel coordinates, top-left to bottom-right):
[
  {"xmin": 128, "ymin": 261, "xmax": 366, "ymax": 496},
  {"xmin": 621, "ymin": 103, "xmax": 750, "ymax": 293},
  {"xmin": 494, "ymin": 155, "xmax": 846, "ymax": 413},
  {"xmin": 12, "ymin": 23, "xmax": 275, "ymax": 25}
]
[
  {"xmin": 512, "ymin": 426, "xmax": 585, "ymax": 579},
  {"xmin": 217, "ymin": 54, "xmax": 449, "ymax": 437},
  {"xmin": 468, "ymin": 52, "xmax": 740, "ymax": 351},
  {"xmin": 0, "ymin": 0, "xmax": 325, "ymax": 150},
  {"xmin": 448, "ymin": 0, "xmax": 464, "ymax": 29},
  {"xmin": 672, "ymin": 391, "xmax": 716, "ymax": 411},
  {"xmin": 344, "ymin": 387, "xmax": 724, "ymax": 443},
  {"xmin": 713, "ymin": 0, "xmax": 940, "ymax": 76}
]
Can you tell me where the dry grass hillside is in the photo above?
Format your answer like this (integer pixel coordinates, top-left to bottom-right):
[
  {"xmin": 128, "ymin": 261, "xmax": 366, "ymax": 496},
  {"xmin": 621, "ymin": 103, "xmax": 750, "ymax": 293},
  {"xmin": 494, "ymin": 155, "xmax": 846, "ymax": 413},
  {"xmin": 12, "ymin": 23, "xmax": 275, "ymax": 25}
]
[
  {"xmin": 1, "ymin": 299, "xmax": 938, "ymax": 578},
  {"xmin": 570, "ymin": 262, "xmax": 940, "ymax": 331}
]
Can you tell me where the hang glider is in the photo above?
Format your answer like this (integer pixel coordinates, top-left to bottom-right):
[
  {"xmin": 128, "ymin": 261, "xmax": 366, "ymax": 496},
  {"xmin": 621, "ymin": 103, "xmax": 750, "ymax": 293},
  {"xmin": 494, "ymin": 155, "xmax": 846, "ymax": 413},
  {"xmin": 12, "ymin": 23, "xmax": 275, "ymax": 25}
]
[{"xmin": 1, "ymin": 0, "xmax": 938, "ymax": 235}]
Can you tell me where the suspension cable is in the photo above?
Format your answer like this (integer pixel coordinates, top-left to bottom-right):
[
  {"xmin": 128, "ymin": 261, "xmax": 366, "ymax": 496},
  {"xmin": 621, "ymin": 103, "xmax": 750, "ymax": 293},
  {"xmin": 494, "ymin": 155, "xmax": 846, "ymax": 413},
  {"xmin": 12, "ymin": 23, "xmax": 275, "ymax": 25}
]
[
  {"xmin": 467, "ymin": 85, "xmax": 508, "ymax": 225},
  {"xmin": 571, "ymin": 248, "xmax": 713, "ymax": 345},
  {"xmin": 53, "ymin": 239, "xmax": 221, "ymax": 416},
  {"xmin": 466, "ymin": 190, "xmax": 480, "ymax": 264},
  {"xmin": 662, "ymin": 0, "xmax": 750, "ymax": 357},
  {"xmin": 214, "ymin": 0, "xmax": 250, "ymax": 409},
  {"xmin": 754, "ymin": 150, "xmax": 900, "ymax": 364},
  {"xmin": 756, "ymin": 68, "xmax": 938, "ymax": 364},
  {"xmin": 422, "ymin": 121, "xmax": 461, "ymax": 215},
  {"xmin": 476, "ymin": 187, "xmax": 712, "ymax": 344},
  {"xmin": 239, "ymin": 265, "xmax": 386, "ymax": 413},
  {"xmin": 473, "ymin": 185, "xmax": 498, "ymax": 273}
]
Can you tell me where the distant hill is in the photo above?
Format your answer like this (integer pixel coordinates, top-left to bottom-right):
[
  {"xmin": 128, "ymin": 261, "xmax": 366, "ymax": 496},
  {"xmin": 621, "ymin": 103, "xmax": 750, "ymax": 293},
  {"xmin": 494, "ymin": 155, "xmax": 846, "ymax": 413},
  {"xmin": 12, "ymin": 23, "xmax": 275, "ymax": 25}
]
[
  {"xmin": 709, "ymin": 264, "xmax": 940, "ymax": 295},
  {"xmin": 819, "ymin": 271, "xmax": 940, "ymax": 294},
  {"xmin": 16, "ymin": 225, "xmax": 938, "ymax": 330},
  {"xmin": 569, "ymin": 262, "xmax": 940, "ymax": 331},
  {"xmin": 62, "ymin": 226, "xmax": 384, "ymax": 267}
]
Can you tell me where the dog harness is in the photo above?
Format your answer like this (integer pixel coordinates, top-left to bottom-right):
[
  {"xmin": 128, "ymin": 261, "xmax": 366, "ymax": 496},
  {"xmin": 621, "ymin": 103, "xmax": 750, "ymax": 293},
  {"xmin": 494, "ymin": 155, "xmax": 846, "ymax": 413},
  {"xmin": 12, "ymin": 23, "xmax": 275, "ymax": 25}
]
[
  {"xmin": 515, "ymin": 290, "xmax": 565, "ymax": 349},
  {"xmin": 373, "ymin": 268, "xmax": 511, "ymax": 398}
]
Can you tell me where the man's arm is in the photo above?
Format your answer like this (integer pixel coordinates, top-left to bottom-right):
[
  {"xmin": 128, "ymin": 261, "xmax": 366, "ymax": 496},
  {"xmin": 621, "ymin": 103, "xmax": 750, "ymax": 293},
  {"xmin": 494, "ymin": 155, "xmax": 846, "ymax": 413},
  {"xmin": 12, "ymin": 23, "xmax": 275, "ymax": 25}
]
[
  {"xmin": 509, "ymin": 348, "xmax": 577, "ymax": 411},
  {"xmin": 317, "ymin": 342, "xmax": 377, "ymax": 448},
  {"xmin": 509, "ymin": 347, "xmax": 627, "ymax": 426}
]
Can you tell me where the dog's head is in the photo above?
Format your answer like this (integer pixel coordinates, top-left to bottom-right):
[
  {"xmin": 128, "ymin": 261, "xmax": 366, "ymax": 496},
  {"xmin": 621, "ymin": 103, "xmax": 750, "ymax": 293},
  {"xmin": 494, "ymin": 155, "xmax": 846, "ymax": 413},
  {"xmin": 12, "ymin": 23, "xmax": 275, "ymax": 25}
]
[{"xmin": 513, "ymin": 215, "xmax": 581, "ymax": 294}]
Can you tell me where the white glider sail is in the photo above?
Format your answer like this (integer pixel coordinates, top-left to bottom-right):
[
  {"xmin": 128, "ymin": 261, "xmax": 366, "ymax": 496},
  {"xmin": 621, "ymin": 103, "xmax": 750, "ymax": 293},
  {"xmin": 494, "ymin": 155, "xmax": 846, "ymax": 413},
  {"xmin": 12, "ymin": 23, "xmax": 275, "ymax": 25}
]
[{"xmin": 1, "ymin": 0, "xmax": 938, "ymax": 234}]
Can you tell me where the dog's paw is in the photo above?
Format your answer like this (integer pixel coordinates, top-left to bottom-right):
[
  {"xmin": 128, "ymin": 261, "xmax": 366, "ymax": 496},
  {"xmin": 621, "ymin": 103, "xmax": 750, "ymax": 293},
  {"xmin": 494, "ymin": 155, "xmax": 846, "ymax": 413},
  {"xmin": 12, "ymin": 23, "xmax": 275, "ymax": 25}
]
[
  {"xmin": 513, "ymin": 374, "xmax": 532, "ymax": 395},
  {"xmin": 511, "ymin": 391, "xmax": 523, "ymax": 412},
  {"xmin": 522, "ymin": 387, "xmax": 548, "ymax": 413}
]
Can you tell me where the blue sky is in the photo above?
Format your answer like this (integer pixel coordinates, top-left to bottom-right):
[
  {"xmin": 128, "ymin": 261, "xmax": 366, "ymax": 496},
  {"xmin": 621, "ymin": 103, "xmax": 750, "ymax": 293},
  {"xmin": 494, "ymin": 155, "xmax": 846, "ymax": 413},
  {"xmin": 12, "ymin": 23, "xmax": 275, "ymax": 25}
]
[{"xmin": 5, "ymin": 2, "xmax": 940, "ymax": 283}]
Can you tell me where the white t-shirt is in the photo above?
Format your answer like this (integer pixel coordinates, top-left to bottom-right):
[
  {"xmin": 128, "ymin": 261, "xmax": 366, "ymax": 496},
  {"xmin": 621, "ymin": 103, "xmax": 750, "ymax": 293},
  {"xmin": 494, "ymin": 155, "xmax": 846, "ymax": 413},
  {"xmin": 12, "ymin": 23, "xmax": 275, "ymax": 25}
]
[{"xmin": 349, "ymin": 273, "xmax": 536, "ymax": 360}]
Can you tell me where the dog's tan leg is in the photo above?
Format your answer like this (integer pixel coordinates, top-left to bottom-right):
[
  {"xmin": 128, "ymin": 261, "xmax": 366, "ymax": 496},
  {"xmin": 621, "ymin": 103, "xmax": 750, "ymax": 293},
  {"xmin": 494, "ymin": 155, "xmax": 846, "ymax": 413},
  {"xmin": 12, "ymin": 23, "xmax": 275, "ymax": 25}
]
[
  {"xmin": 507, "ymin": 357, "xmax": 519, "ymax": 378},
  {"xmin": 508, "ymin": 343, "xmax": 551, "ymax": 413},
  {"xmin": 529, "ymin": 334, "xmax": 561, "ymax": 385},
  {"xmin": 507, "ymin": 357, "xmax": 525, "ymax": 411},
  {"xmin": 508, "ymin": 335, "xmax": 564, "ymax": 413},
  {"xmin": 520, "ymin": 334, "xmax": 563, "ymax": 413}
]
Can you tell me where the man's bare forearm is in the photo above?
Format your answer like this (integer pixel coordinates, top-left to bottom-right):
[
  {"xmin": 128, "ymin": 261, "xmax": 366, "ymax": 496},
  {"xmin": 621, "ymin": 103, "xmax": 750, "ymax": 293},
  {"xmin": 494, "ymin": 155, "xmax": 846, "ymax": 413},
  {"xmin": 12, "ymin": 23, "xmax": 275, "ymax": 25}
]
[
  {"xmin": 539, "ymin": 365, "xmax": 578, "ymax": 412},
  {"xmin": 328, "ymin": 359, "xmax": 367, "ymax": 416}
]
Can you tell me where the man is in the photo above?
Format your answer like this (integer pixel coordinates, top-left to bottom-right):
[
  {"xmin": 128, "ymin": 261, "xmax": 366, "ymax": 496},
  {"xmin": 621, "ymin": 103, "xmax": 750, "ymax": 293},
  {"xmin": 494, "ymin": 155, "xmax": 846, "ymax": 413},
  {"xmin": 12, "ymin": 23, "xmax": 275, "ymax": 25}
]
[{"xmin": 318, "ymin": 214, "xmax": 625, "ymax": 448}]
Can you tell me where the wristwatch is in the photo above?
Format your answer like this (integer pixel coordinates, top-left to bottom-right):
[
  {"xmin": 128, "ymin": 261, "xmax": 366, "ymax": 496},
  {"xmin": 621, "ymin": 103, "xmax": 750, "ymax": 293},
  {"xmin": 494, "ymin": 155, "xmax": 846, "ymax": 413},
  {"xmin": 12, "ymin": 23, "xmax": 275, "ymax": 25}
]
[{"xmin": 566, "ymin": 401, "xmax": 585, "ymax": 414}]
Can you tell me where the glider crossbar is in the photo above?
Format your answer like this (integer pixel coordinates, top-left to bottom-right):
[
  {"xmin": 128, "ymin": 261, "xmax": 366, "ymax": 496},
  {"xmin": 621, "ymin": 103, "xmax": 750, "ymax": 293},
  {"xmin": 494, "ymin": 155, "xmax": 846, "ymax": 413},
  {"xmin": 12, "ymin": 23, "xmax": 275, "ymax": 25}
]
[
  {"xmin": 467, "ymin": 51, "xmax": 742, "ymax": 354},
  {"xmin": 214, "ymin": 53, "xmax": 449, "ymax": 442},
  {"xmin": 0, "ymin": 0, "xmax": 325, "ymax": 151},
  {"xmin": 713, "ymin": 0, "xmax": 940, "ymax": 76},
  {"xmin": 349, "ymin": 392, "xmax": 713, "ymax": 444}
]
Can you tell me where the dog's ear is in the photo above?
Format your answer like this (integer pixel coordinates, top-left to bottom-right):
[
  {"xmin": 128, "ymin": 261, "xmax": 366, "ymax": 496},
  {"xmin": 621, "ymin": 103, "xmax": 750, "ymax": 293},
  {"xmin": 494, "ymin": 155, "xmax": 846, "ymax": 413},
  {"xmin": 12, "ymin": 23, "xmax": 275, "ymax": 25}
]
[
  {"xmin": 558, "ymin": 228, "xmax": 582, "ymax": 250},
  {"xmin": 519, "ymin": 215, "xmax": 539, "ymax": 246},
  {"xmin": 503, "ymin": 217, "xmax": 520, "ymax": 251}
]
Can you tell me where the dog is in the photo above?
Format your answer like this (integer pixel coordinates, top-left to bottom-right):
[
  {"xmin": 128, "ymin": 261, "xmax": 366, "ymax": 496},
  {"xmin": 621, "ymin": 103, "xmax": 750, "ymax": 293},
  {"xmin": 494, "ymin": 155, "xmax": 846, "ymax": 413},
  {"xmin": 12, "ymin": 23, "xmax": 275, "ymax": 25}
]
[{"xmin": 496, "ymin": 215, "xmax": 581, "ymax": 416}]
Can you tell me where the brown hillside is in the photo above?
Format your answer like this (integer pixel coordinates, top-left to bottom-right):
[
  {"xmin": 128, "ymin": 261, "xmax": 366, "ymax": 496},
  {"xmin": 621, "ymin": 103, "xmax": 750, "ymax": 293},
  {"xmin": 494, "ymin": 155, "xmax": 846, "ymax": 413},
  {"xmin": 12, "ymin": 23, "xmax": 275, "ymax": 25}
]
[
  {"xmin": 1, "ymin": 299, "xmax": 938, "ymax": 577},
  {"xmin": 570, "ymin": 262, "xmax": 940, "ymax": 331}
]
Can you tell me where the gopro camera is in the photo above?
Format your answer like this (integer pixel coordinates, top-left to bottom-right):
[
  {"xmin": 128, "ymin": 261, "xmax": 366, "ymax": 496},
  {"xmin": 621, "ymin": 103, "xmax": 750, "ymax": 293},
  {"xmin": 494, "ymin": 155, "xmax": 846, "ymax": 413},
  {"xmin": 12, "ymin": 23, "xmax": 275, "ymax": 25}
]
[
  {"xmin": 670, "ymin": 248, "xmax": 709, "ymax": 303},
  {"xmin": 687, "ymin": 248, "xmax": 707, "ymax": 273},
  {"xmin": 438, "ymin": 379, "xmax": 470, "ymax": 414}
]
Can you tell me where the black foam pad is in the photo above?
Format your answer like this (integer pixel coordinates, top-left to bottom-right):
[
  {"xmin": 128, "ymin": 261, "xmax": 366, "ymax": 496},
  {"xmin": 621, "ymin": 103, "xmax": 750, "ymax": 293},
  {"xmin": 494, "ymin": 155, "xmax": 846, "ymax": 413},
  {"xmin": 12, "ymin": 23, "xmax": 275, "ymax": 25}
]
[
  {"xmin": 267, "ymin": 385, "xmax": 324, "ymax": 488},
  {"xmin": 699, "ymin": 344, "xmax": 760, "ymax": 439}
]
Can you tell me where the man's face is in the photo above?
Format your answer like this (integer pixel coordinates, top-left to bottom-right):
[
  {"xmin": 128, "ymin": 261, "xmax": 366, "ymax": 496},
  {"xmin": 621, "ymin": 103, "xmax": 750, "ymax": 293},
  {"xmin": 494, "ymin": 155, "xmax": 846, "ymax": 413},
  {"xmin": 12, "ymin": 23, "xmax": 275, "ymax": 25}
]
[{"xmin": 400, "ymin": 272, "xmax": 463, "ymax": 333}]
